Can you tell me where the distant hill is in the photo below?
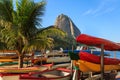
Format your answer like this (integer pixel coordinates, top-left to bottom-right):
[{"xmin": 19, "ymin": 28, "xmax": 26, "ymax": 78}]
[{"xmin": 54, "ymin": 14, "xmax": 81, "ymax": 38}]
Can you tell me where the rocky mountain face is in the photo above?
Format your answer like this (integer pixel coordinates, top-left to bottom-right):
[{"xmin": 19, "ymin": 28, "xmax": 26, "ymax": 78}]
[{"xmin": 54, "ymin": 14, "xmax": 81, "ymax": 38}]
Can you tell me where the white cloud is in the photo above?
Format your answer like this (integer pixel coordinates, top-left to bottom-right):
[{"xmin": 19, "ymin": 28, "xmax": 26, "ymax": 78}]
[
  {"xmin": 82, "ymin": 0, "xmax": 117, "ymax": 16},
  {"xmin": 94, "ymin": 7, "xmax": 115, "ymax": 16},
  {"xmin": 82, "ymin": 9, "xmax": 93, "ymax": 16}
]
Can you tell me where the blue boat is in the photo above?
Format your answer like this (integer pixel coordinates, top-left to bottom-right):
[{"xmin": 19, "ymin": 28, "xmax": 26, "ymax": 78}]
[{"xmin": 62, "ymin": 50, "xmax": 110, "ymax": 56}]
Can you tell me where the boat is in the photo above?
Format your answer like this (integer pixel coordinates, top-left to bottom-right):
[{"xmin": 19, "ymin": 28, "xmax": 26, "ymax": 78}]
[
  {"xmin": 32, "ymin": 57, "xmax": 47, "ymax": 65},
  {"xmin": 0, "ymin": 66, "xmax": 48, "ymax": 73},
  {"xmin": 0, "ymin": 59, "xmax": 18, "ymax": 62},
  {"xmin": 20, "ymin": 68, "xmax": 71, "ymax": 80},
  {"xmin": 46, "ymin": 56, "xmax": 70, "ymax": 64},
  {"xmin": 0, "ymin": 66, "xmax": 48, "ymax": 80},
  {"xmin": 75, "ymin": 34, "xmax": 120, "ymax": 79},
  {"xmin": 63, "ymin": 49, "xmax": 110, "ymax": 56},
  {"xmin": 81, "ymin": 50, "xmax": 110, "ymax": 56},
  {"xmin": 0, "ymin": 73, "xmax": 20, "ymax": 80},
  {"xmin": 63, "ymin": 50, "xmax": 80, "ymax": 53},
  {"xmin": 79, "ymin": 51, "xmax": 120, "ymax": 65},
  {"xmin": 76, "ymin": 34, "xmax": 120, "ymax": 51},
  {"xmin": 0, "ymin": 55, "xmax": 18, "ymax": 59},
  {"xmin": 0, "ymin": 62, "xmax": 18, "ymax": 66},
  {"xmin": 68, "ymin": 52, "xmax": 120, "ymax": 72},
  {"xmin": 33, "ymin": 52, "xmax": 70, "ymax": 65},
  {"xmin": 0, "ymin": 50, "xmax": 18, "ymax": 59},
  {"xmin": 73, "ymin": 60, "xmax": 120, "ymax": 72}
]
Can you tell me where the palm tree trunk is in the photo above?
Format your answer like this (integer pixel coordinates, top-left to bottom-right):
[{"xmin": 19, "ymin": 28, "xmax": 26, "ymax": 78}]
[{"xmin": 18, "ymin": 55, "xmax": 24, "ymax": 68}]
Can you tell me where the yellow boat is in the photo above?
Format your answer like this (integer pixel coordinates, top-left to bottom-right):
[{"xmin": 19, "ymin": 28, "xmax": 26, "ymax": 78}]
[
  {"xmin": 0, "ymin": 66, "xmax": 47, "ymax": 73},
  {"xmin": 0, "ymin": 59, "xmax": 18, "ymax": 62},
  {"xmin": 73, "ymin": 60, "xmax": 120, "ymax": 72}
]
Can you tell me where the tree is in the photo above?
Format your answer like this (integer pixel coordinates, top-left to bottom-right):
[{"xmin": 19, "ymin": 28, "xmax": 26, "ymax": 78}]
[
  {"xmin": 0, "ymin": 0, "xmax": 65, "ymax": 68},
  {"xmin": 53, "ymin": 35, "xmax": 77, "ymax": 50}
]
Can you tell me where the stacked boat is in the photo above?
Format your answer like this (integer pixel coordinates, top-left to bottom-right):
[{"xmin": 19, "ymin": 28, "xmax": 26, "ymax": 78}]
[
  {"xmin": 70, "ymin": 34, "xmax": 120, "ymax": 73},
  {"xmin": 71, "ymin": 51, "xmax": 120, "ymax": 72},
  {"xmin": 70, "ymin": 52, "xmax": 120, "ymax": 72}
]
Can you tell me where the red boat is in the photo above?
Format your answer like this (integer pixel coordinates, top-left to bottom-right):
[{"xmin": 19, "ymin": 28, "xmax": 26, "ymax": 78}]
[
  {"xmin": 76, "ymin": 34, "xmax": 120, "ymax": 51},
  {"xmin": 79, "ymin": 51, "xmax": 120, "ymax": 65}
]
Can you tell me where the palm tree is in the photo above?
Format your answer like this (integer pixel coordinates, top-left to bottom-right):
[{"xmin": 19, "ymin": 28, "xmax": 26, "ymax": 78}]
[{"xmin": 0, "ymin": 0, "xmax": 65, "ymax": 68}]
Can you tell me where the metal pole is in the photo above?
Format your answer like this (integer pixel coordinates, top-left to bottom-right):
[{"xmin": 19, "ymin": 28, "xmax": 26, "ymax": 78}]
[{"xmin": 101, "ymin": 44, "xmax": 104, "ymax": 80}]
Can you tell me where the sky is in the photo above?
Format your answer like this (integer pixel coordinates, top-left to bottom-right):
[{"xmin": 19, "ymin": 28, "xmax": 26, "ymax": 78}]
[{"xmin": 36, "ymin": 0, "xmax": 120, "ymax": 42}]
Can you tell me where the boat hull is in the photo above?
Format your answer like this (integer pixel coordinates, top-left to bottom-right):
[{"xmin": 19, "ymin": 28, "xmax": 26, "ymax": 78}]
[
  {"xmin": 32, "ymin": 57, "xmax": 70, "ymax": 65},
  {"xmin": 0, "ymin": 56, "xmax": 18, "ymax": 59},
  {"xmin": 0, "ymin": 50, "xmax": 18, "ymax": 59},
  {"xmin": 76, "ymin": 34, "xmax": 120, "ymax": 51},
  {"xmin": 0, "ymin": 66, "xmax": 47, "ymax": 73},
  {"xmin": 20, "ymin": 68, "xmax": 71, "ymax": 80},
  {"xmin": 63, "ymin": 50, "xmax": 109, "ymax": 56},
  {"xmin": 79, "ymin": 51, "xmax": 120, "ymax": 65},
  {"xmin": 73, "ymin": 60, "xmax": 120, "ymax": 72},
  {"xmin": 46, "ymin": 57, "xmax": 70, "ymax": 63}
]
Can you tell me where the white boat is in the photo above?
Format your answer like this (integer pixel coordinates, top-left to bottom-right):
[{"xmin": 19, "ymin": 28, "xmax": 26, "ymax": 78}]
[
  {"xmin": 46, "ymin": 56, "xmax": 70, "ymax": 63},
  {"xmin": 20, "ymin": 68, "xmax": 71, "ymax": 80},
  {"xmin": 33, "ymin": 52, "xmax": 70, "ymax": 65},
  {"xmin": 45, "ymin": 51, "xmax": 70, "ymax": 64}
]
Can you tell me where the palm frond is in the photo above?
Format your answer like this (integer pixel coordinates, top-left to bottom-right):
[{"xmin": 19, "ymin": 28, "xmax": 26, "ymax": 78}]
[
  {"xmin": 0, "ymin": 0, "xmax": 14, "ymax": 28},
  {"xmin": 0, "ymin": 0, "xmax": 13, "ymax": 22},
  {"xmin": 0, "ymin": 19, "xmax": 12, "ymax": 28},
  {"xmin": 0, "ymin": 27, "xmax": 18, "ymax": 49},
  {"xmin": 35, "ymin": 26, "xmax": 66, "ymax": 38},
  {"xmin": 16, "ymin": 0, "xmax": 45, "ymax": 26},
  {"xmin": 15, "ymin": 0, "xmax": 45, "ymax": 39},
  {"xmin": 22, "ymin": 36, "xmax": 53, "ymax": 52}
]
